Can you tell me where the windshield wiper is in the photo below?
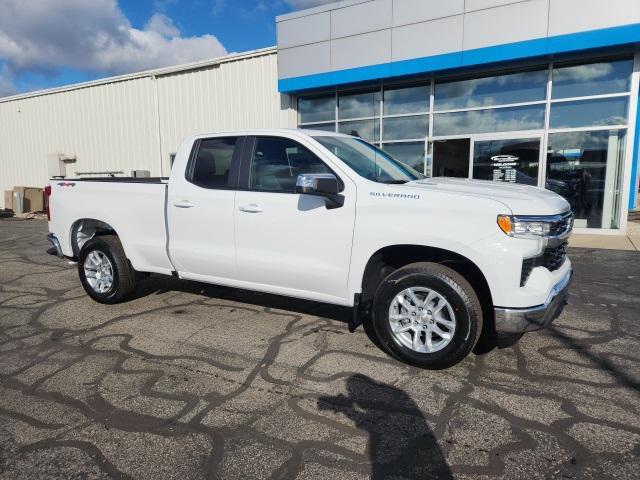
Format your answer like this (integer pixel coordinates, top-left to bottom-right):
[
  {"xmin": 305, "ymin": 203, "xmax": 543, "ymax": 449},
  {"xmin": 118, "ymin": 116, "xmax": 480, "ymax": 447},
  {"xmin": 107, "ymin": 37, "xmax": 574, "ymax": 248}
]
[{"xmin": 379, "ymin": 179, "xmax": 408, "ymax": 184}]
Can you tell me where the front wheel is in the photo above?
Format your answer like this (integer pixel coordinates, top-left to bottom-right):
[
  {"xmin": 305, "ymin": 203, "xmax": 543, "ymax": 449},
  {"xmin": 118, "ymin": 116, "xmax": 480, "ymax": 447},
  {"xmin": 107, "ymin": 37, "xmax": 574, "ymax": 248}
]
[
  {"xmin": 78, "ymin": 235, "xmax": 137, "ymax": 304},
  {"xmin": 372, "ymin": 262, "xmax": 482, "ymax": 369}
]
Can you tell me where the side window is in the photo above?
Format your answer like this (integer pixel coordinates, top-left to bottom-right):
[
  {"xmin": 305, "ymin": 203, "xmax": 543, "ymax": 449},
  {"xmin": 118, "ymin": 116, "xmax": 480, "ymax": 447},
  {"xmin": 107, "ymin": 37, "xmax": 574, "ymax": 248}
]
[
  {"xmin": 250, "ymin": 137, "xmax": 332, "ymax": 192},
  {"xmin": 189, "ymin": 137, "xmax": 237, "ymax": 188}
]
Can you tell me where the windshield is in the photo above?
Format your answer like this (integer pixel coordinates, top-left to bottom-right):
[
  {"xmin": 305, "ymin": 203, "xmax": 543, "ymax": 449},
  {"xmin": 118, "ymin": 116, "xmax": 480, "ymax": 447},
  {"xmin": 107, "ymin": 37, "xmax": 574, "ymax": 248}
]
[{"xmin": 314, "ymin": 136, "xmax": 425, "ymax": 184}]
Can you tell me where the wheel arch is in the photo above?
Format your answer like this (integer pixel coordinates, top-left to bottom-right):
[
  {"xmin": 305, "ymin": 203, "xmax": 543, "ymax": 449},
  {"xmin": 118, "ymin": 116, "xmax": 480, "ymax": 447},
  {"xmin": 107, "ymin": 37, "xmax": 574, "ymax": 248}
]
[
  {"xmin": 360, "ymin": 244, "xmax": 495, "ymax": 333},
  {"xmin": 70, "ymin": 218, "xmax": 119, "ymax": 259}
]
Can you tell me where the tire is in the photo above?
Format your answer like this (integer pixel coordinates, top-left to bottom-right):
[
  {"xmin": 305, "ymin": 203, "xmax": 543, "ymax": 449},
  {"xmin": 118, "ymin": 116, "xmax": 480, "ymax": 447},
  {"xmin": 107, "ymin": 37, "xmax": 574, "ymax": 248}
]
[
  {"xmin": 77, "ymin": 235, "xmax": 137, "ymax": 304},
  {"xmin": 371, "ymin": 262, "xmax": 482, "ymax": 369}
]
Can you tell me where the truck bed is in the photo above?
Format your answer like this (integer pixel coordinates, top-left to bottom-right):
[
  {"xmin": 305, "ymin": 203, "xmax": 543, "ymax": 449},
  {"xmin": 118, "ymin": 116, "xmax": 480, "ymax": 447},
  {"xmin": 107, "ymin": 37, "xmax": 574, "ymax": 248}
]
[{"xmin": 48, "ymin": 179, "xmax": 173, "ymax": 275}]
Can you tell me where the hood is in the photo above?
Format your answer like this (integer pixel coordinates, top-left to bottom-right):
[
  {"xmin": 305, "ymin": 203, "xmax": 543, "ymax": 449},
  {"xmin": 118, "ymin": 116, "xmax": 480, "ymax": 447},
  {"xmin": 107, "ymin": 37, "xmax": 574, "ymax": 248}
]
[{"xmin": 407, "ymin": 177, "xmax": 570, "ymax": 216}]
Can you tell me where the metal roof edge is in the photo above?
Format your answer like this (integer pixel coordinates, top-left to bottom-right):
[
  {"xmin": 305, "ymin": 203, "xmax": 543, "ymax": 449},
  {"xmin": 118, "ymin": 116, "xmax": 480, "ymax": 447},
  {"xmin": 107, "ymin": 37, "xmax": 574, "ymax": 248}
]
[{"xmin": 0, "ymin": 46, "xmax": 277, "ymax": 104}]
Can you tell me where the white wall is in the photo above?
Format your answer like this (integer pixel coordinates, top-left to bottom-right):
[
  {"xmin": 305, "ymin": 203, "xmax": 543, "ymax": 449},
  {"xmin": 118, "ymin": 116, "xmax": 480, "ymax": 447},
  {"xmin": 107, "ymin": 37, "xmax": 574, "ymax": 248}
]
[
  {"xmin": 276, "ymin": 0, "xmax": 640, "ymax": 81},
  {"xmin": 0, "ymin": 48, "xmax": 294, "ymax": 208}
]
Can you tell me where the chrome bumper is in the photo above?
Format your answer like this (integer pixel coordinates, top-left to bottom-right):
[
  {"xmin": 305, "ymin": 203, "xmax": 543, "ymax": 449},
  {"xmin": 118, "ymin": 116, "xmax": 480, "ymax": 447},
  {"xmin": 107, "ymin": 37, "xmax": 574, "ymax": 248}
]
[
  {"xmin": 494, "ymin": 271, "xmax": 572, "ymax": 334},
  {"xmin": 46, "ymin": 233, "xmax": 64, "ymax": 259}
]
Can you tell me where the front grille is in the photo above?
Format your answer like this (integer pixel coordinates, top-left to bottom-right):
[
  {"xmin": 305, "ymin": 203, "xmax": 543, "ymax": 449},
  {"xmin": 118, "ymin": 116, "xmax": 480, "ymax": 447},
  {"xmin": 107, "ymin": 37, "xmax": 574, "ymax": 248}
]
[
  {"xmin": 542, "ymin": 241, "xmax": 568, "ymax": 271},
  {"xmin": 549, "ymin": 212, "xmax": 573, "ymax": 237},
  {"xmin": 520, "ymin": 241, "xmax": 568, "ymax": 286}
]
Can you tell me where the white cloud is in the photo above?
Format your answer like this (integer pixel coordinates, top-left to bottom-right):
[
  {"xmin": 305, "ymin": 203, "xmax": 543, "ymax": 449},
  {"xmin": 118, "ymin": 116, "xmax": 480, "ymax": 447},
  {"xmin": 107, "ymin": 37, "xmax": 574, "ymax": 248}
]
[
  {"xmin": 284, "ymin": 0, "xmax": 337, "ymax": 9},
  {"xmin": 0, "ymin": 0, "xmax": 227, "ymax": 81}
]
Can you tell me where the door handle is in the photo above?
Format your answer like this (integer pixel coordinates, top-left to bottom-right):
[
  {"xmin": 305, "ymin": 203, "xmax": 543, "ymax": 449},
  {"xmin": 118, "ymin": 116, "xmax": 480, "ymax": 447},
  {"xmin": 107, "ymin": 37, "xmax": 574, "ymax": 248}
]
[
  {"xmin": 174, "ymin": 200, "xmax": 195, "ymax": 208},
  {"xmin": 238, "ymin": 204, "xmax": 263, "ymax": 213}
]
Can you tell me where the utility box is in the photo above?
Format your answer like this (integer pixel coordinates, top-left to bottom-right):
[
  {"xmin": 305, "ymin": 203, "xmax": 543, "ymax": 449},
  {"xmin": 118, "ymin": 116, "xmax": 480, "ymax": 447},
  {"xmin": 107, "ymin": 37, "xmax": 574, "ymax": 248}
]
[
  {"xmin": 4, "ymin": 190, "xmax": 13, "ymax": 211},
  {"xmin": 13, "ymin": 186, "xmax": 44, "ymax": 212},
  {"xmin": 131, "ymin": 170, "xmax": 150, "ymax": 178},
  {"xmin": 47, "ymin": 153, "xmax": 77, "ymax": 178}
]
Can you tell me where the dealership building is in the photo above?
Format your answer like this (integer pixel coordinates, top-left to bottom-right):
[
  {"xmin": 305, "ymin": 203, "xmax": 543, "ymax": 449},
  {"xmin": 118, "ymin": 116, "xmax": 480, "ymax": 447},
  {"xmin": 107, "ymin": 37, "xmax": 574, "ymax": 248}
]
[{"xmin": 1, "ymin": 0, "xmax": 640, "ymax": 234}]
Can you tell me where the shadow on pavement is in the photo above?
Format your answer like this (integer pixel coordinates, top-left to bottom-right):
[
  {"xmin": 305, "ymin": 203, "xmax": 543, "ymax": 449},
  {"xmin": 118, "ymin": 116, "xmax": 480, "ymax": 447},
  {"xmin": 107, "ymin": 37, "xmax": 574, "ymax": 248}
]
[
  {"xmin": 318, "ymin": 374, "xmax": 453, "ymax": 479},
  {"xmin": 548, "ymin": 326, "xmax": 640, "ymax": 392}
]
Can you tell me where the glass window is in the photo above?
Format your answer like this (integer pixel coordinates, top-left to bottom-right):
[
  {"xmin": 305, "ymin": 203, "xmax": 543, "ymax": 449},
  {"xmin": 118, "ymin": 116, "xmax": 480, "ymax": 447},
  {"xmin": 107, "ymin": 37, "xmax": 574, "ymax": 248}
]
[
  {"xmin": 250, "ymin": 137, "xmax": 331, "ymax": 193},
  {"xmin": 433, "ymin": 104, "xmax": 545, "ymax": 136},
  {"xmin": 472, "ymin": 138, "xmax": 540, "ymax": 186},
  {"xmin": 314, "ymin": 136, "xmax": 424, "ymax": 183},
  {"xmin": 384, "ymin": 84, "xmax": 429, "ymax": 115},
  {"xmin": 338, "ymin": 119, "xmax": 380, "ymax": 142},
  {"xmin": 434, "ymin": 70, "xmax": 547, "ymax": 110},
  {"xmin": 338, "ymin": 90, "xmax": 380, "ymax": 119},
  {"xmin": 298, "ymin": 95, "xmax": 335, "ymax": 124},
  {"xmin": 381, "ymin": 142, "xmax": 425, "ymax": 172},
  {"xmin": 552, "ymin": 59, "xmax": 633, "ymax": 99},
  {"xmin": 190, "ymin": 137, "xmax": 237, "ymax": 188},
  {"xmin": 546, "ymin": 130, "xmax": 626, "ymax": 229},
  {"xmin": 299, "ymin": 123, "xmax": 336, "ymax": 132},
  {"xmin": 382, "ymin": 115, "xmax": 428, "ymax": 141},
  {"xmin": 550, "ymin": 97, "xmax": 628, "ymax": 129},
  {"xmin": 432, "ymin": 139, "xmax": 470, "ymax": 178}
]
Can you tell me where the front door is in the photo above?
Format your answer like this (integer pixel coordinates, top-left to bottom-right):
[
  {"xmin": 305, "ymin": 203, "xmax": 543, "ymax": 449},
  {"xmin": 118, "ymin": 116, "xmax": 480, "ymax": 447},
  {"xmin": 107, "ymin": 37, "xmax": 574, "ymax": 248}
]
[
  {"xmin": 471, "ymin": 136, "xmax": 543, "ymax": 186},
  {"xmin": 234, "ymin": 135, "xmax": 356, "ymax": 304}
]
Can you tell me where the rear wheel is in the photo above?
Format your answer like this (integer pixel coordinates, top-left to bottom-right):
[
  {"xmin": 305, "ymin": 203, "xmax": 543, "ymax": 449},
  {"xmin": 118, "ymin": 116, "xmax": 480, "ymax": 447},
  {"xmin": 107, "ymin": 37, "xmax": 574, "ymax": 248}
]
[
  {"xmin": 372, "ymin": 262, "xmax": 482, "ymax": 369},
  {"xmin": 78, "ymin": 235, "xmax": 137, "ymax": 304}
]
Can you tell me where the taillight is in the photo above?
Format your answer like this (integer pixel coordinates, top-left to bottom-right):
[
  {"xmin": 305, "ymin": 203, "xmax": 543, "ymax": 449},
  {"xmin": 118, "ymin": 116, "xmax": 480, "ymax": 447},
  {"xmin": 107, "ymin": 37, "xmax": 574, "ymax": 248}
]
[{"xmin": 44, "ymin": 185, "xmax": 52, "ymax": 220}]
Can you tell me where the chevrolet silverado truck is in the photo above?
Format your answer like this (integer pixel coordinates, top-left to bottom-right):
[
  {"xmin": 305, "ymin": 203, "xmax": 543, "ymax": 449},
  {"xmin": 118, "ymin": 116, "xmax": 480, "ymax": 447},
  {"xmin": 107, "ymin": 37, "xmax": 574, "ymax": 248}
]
[{"xmin": 45, "ymin": 129, "xmax": 573, "ymax": 368}]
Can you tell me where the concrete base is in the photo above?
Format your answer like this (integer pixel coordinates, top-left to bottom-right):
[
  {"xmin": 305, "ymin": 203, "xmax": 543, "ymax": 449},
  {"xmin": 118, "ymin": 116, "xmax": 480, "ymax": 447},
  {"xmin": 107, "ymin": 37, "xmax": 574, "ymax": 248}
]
[{"xmin": 569, "ymin": 221, "xmax": 640, "ymax": 251}]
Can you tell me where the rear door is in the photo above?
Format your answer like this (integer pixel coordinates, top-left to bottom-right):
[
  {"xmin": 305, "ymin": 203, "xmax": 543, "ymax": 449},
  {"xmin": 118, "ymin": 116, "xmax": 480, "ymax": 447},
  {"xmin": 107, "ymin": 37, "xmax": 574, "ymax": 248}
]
[
  {"xmin": 233, "ymin": 135, "xmax": 356, "ymax": 303},
  {"xmin": 168, "ymin": 136, "xmax": 244, "ymax": 280}
]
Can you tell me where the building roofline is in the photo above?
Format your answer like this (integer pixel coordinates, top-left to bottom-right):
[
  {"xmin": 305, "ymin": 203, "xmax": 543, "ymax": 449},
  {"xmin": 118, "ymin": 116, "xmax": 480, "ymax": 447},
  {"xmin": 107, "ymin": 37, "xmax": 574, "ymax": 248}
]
[
  {"xmin": 0, "ymin": 46, "xmax": 277, "ymax": 104},
  {"xmin": 276, "ymin": 0, "xmax": 370, "ymax": 22}
]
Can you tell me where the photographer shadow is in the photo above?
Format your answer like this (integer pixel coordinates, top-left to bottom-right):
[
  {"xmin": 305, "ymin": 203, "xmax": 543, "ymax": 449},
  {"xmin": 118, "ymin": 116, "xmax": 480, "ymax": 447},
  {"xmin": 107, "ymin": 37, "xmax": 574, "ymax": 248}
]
[{"xmin": 318, "ymin": 374, "xmax": 452, "ymax": 479}]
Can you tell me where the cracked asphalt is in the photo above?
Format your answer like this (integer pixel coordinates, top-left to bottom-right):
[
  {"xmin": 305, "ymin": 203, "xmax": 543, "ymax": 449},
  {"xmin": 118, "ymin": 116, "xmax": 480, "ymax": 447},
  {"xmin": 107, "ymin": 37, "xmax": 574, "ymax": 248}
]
[{"xmin": 0, "ymin": 218, "xmax": 639, "ymax": 479}]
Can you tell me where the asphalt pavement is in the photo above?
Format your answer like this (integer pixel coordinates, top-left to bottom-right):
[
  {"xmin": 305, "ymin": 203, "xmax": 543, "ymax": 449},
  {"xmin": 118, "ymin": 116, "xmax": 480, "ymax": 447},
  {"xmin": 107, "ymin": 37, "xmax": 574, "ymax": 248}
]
[{"xmin": 0, "ymin": 218, "xmax": 639, "ymax": 479}]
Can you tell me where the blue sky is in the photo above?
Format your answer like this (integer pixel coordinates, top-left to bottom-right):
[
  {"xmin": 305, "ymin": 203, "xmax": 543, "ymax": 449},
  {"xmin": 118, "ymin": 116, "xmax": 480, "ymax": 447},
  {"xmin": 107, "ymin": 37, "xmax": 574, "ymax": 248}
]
[{"xmin": 0, "ymin": 0, "xmax": 333, "ymax": 97}]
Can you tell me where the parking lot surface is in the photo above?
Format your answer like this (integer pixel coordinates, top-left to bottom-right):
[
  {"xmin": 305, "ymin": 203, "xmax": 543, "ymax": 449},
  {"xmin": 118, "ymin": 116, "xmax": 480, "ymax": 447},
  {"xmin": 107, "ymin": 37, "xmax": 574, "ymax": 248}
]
[{"xmin": 1, "ymin": 218, "xmax": 639, "ymax": 479}]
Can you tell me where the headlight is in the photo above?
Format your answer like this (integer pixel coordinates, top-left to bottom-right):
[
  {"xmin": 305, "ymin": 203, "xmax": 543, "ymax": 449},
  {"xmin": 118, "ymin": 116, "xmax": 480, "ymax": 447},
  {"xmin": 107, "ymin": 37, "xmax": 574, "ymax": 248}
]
[{"xmin": 497, "ymin": 214, "xmax": 571, "ymax": 238}]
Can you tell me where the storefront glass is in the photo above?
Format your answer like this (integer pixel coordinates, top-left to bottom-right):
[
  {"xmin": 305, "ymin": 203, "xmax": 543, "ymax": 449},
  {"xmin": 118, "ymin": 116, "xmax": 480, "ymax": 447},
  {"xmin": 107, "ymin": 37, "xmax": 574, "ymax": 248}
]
[
  {"xmin": 547, "ymin": 130, "xmax": 626, "ymax": 229},
  {"xmin": 295, "ymin": 55, "xmax": 635, "ymax": 230}
]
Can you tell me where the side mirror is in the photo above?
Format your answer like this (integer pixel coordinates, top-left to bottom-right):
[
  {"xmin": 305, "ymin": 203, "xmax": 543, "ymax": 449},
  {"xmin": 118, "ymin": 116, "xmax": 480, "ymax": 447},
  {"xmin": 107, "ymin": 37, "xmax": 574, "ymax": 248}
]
[{"xmin": 295, "ymin": 173, "xmax": 344, "ymax": 209}]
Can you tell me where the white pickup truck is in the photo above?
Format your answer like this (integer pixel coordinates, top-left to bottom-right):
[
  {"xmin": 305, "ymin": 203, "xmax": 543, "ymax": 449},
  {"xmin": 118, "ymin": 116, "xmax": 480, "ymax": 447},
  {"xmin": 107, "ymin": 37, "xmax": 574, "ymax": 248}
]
[{"xmin": 46, "ymin": 129, "xmax": 573, "ymax": 368}]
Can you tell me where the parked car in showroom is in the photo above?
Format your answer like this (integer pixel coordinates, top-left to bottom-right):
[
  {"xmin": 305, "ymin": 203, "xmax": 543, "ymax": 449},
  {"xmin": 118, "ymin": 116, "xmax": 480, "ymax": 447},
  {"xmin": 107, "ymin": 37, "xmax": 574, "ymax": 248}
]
[{"xmin": 45, "ymin": 129, "xmax": 573, "ymax": 368}]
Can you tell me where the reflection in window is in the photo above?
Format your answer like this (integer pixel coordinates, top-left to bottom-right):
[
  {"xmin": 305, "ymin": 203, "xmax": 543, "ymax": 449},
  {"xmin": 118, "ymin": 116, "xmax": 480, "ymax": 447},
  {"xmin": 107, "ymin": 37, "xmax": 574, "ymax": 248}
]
[
  {"xmin": 472, "ymin": 138, "xmax": 540, "ymax": 186},
  {"xmin": 299, "ymin": 123, "xmax": 336, "ymax": 132},
  {"xmin": 552, "ymin": 59, "xmax": 633, "ymax": 99},
  {"xmin": 434, "ymin": 70, "xmax": 547, "ymax": 110},
  {"xmin": 250, "ymin": 137, "xmax": 331, "ymax": 193},
  {"xmin": 546, "ymin": 130, "xmax": 626, "ymax": 229},
  {"xmin": 381, "ymin": 142, "xmax": 425, "ymax": 173},
  {"xmin": 298, "ymin": 95, "xmax": 335, "ymax": 124},
  {"xmin": 338, "ymin": 90, "xmax": 380, "ymax": 119},
  {"xmin": 382, "ymin": 115, "xmax": 428, "ymax": 141},
  {"xmin": 338, "ymin": 119, "xmax": 380, "ymax": 142},
  {"xmin": 550, "ymin": 97, "xmax": 628, "ymax": 129},
  {"xmin": 384, "ymin": 84, "xmax": 429, "ymax": 115},
  {"xmin": 432, "ymin": 139, "xmax": 470, "ymax": 178},
  {"xmin": 433, "ymin": 104, "xmax": 545, "ymax": 136}
]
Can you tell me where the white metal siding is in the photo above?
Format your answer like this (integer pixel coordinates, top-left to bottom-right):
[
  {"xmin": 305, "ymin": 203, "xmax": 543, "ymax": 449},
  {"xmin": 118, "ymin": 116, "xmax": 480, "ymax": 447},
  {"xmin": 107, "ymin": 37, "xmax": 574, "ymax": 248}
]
[
  {"xmin": 156, "ymin": 51, "xmax": 293, "ymax": 173},
  {"xmin": 0, "ymin": 49, "xmax": 294, "ymax": 208}
]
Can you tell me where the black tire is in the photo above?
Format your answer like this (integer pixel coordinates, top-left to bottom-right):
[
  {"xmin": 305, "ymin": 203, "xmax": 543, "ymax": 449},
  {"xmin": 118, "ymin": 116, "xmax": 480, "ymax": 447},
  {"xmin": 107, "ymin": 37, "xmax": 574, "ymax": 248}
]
[
  {"xmin": 371, "ymin": 262, "xmax": 482, "ymax": 369},
  {"xmin": 77, "ymin": 235, "xmax": 137, "ymax": 304}
]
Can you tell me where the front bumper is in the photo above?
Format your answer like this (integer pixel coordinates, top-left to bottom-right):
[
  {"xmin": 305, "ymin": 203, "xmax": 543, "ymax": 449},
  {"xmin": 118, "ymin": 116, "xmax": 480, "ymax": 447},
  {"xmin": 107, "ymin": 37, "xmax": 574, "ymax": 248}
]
[{"xmin": 494, "ymin": 270, "xmax": 571, "ymax": 334}]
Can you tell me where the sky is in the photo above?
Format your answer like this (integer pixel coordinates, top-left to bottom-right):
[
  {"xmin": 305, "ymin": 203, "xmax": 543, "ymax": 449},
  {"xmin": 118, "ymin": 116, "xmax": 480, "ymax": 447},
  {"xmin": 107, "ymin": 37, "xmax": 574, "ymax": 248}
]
[{"xmin": 0, "ymin": 0, "xmax": 335, "ymax": 97}]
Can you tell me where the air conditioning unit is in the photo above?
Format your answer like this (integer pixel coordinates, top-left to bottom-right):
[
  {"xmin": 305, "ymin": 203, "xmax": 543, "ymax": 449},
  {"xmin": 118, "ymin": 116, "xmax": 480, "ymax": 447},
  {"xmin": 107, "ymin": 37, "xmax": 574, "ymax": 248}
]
[{"xmin": 47, "ymin": 153, "xmax": 77, "ymax": 178}]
